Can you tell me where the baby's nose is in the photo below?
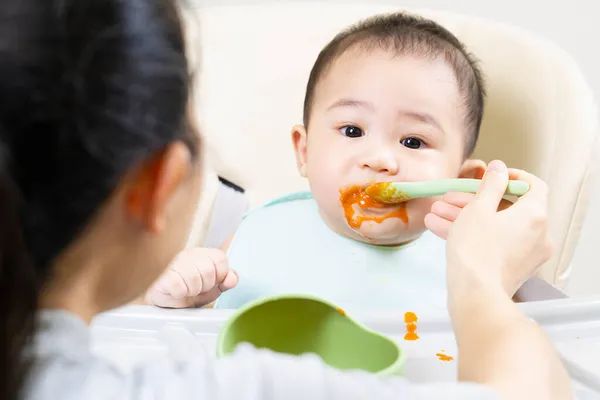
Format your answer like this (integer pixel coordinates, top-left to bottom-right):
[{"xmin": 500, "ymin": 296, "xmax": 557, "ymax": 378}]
[{"xmin": 361, "ymin": 151, "xmax": 399, "ymax": 175}]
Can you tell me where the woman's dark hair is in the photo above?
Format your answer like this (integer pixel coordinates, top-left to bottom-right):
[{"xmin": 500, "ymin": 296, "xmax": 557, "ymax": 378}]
[{"xmin": 0, "ymin": 1, "xmax": 194, "ymax": 397}]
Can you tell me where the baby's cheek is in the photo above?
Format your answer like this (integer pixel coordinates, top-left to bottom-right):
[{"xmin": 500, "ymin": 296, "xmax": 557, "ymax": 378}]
[
  {"xmin": 310, "ymin": 178, "xmax": 338, "ymax": 208},
  {"xmin": 399, "ymin": 160, "xmax": 453, "ymax": 185},
  {"xmin": 309, "ymin": 178, "xmax": 346, "ymax": 223}
]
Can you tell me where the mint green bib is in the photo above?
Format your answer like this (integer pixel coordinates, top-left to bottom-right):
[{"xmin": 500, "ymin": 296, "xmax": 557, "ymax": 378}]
[{"xmin": 215, "ymin": 191, "xmax": 448, "ymax": 313}]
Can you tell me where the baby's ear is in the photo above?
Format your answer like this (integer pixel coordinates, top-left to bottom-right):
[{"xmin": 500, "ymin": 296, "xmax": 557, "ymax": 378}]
[
  {"xmin": 459, "ymin": 159, "xmax": 486, "ymax": 179},
  {"xmin": 291, "ymin": 125, "xmax": 308, "ymax": 177}
]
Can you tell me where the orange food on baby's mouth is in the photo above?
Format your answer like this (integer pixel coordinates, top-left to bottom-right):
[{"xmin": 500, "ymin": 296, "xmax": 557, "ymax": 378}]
[{"xmin": 339, "ymin": 185, "xmax": 408, "ymax": 229}]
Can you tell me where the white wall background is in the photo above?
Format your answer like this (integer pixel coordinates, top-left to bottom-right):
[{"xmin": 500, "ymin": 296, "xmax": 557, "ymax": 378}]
[{"xmin": 187, "ymin": 0, "xmax": 600, "ymax": 296}]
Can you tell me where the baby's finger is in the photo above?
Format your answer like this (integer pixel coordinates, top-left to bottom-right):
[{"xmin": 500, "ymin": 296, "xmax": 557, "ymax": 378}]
[
  {"xmin": 146, "ymin": 289, "xmax": 197, "ymax": 309},
  {"xmin": 190, "ymin": 286, "xmax": 226, "ymax": 308},
  {"xmin": 431, "ymin": 201, "xmax": 462, "ymax": 222},
  {"xmin": 166, "ymin": 250, "xmax": 205, "ymax": 296},
  {"xmin": 189, "ymin": 271, "xmax": 238, "ymax": 308},
  {"xmin": 179, "ymin": 248, "xmax": 220, "ymax": 296},
  {"xmin": 154, "ymin": 269, "xmax": 189, "ymax": 299},
  {"xmin": 181, "ymin": 262, "xmax": 205, "ymax": 297},
  {"xmin": 424, "ymin": 213, "xmax": 452, "ymax": 240},
  {"xmin": 192, "ymin": 259, "xmax": 214, "ymax": 296},
  {"xmin": 218, "ymin": 270, "xmax": 238, "ymax": 292},
  {"xmin": 205, "ymin": 249, "xmax": 230, "ymax": 285}
]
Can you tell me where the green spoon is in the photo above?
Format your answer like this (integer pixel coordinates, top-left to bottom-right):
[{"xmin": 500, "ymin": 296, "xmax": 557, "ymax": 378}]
[
  {"xmin": 365, "ymin": 178, "xmax": 530, "ymax": 204},
  {"xmin": 216, "ymin": 294, "xmax": 407, "ymax": 376}
]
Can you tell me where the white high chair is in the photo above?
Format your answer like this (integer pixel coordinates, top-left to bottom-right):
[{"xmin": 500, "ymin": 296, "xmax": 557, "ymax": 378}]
[{"xmin": 181, "ymin": 3, "xmax": 598, "ymax": 289}]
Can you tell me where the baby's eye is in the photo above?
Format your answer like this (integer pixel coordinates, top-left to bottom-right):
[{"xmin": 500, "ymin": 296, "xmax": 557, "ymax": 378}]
[
  {"xmin": 341, "ymin": 125, "xmax": 364, "ymax": 138},
  {"xmin": 401, "ymin": 137, "xmax": 424, "ymax": 149}
]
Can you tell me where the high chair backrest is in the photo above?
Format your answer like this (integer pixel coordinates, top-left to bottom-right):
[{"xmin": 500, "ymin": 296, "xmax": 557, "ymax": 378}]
[{"xmin": 182, "ymin": 3, "xmax": 598, "ymax": 288}]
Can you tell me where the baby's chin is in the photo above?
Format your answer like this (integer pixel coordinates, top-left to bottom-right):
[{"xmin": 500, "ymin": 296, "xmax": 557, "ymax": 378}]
[{"xmin": 349, "ymin": 218, "xmax": 426, "ymax": 246}]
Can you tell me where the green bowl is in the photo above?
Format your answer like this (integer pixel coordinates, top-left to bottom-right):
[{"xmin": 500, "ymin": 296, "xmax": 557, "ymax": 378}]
[{"xmin": 216, "ymin": 294, "xmax": 406, "ymax": 376}]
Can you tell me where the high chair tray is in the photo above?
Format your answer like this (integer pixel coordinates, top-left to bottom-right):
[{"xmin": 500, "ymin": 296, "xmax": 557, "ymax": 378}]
[{"xmin": 91, "ymin": 296, "xmax": 600, "ymax": 398}]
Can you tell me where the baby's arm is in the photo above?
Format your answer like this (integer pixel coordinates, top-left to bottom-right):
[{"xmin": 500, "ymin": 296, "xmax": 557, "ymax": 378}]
[{"xmin": 144, "ymin": 245, "xmax": 238, "ymax": 308}]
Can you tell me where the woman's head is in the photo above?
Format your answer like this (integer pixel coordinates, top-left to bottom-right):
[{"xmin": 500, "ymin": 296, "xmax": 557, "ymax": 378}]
[{"xmin": 0, "ymin": 0, "xmax": 201, "ymax": 396}]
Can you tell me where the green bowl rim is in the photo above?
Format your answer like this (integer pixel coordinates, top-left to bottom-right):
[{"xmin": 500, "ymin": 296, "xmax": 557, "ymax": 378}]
[{"xmin": 215, "ymin": 293, "xmax": 407, "ymax": 375}]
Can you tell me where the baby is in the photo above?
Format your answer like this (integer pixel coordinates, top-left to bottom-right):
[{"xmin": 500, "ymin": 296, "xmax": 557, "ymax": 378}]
[{"xmin": 145, "ymin": 12, "xmax": 488, "ymax": 312}]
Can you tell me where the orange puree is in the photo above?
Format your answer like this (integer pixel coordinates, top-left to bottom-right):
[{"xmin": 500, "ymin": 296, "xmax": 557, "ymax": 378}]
[
  {"xmin": 403, "ymin": 312, "xmax": 420, "ymax": 341},
  {"xmin": 436, "ymin": 352, "xmax": 454, "ymax": 362},
  {"xmin": 339, "ymin": 185, "xmax": 408, "ymax": 229},
  {"xmin": 404, "ymin": 312, "xmax": 418, "ymax": 324},
  {"xmin": 404, "ymin": 322, "xmax": 419, "ymax": 340},
  {"xmin": 336, "ymin": 307, "xmax": 346, "ymax": 316}
]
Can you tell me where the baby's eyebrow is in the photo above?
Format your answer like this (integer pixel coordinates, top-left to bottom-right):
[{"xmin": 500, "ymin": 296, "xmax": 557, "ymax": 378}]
[
  {"xmin": 397, "ymin": 110, "xmax": 443, "ymax": 132},
  {"xmin": 326, "ymin": 98, "xmax": 374, "ymax": 112}
]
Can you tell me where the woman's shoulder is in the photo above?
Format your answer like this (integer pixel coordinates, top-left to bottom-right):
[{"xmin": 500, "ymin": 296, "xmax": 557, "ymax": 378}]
[
  {"xmin": 23, "ymin": 311, "xmax": 127, "ymax": 399},
  {"xmin": 23, "ymin": 310, "xmax": 217, "ymax": 399}
]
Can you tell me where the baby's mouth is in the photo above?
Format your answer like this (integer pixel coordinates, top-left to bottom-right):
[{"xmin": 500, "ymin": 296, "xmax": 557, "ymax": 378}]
[
  {"xmin": 357, "ymin": 184, "xmax": 398, "ymax": 208},
  {"xmin": 341, "ymin": 184, "xmax": 397, "ymax": 208},
  {"xmin": 356, "ymin": 203, "xmax": 395, "ymax": 215},
  {"xmin": 339, "ymin": 185, "xmax": 409, "ymax": 228}
]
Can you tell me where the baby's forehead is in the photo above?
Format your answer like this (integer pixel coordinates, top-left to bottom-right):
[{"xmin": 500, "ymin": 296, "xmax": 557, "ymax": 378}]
[
  {"xmin": 312, "ymin": 47, "xmax": 463, "ymax": 111},
  {"xmin": 310, "ymin": 46, "xmax": 470, "ymax": 146}
]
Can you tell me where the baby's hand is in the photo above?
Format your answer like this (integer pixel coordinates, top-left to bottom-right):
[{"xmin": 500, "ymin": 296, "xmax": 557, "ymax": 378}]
[{"xmin": 145, "ymin": 248, "xmax": 238, "ymax": 308}]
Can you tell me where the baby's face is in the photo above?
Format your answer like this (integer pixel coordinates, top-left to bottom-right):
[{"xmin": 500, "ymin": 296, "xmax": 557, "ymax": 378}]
[{"xmin": 293, "ymin": 49, "xmax": 482, "ymax": 245}]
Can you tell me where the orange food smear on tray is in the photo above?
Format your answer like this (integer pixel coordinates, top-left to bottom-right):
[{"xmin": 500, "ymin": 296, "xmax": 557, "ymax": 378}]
[
  {"xmin": 436, "ymin": 351, "xmax": 454, "ymax": 362},
  {"xmin": 404, "ymin": 323, "xmax": 419, "ymax": 341},
  {"xmin": 339, "ymin": 185, "xmax": 408, "ymax": 228},
  {"xmin": 404, "ymin": 312, "xmax": 418, "ymax": 324},
  {"xmin": 336, "ymin": 307, "xmax": 346, "ymax": 316},
  {"xmin": 403, "ymin": 312, "xmax": 420, "ymax": 341}
]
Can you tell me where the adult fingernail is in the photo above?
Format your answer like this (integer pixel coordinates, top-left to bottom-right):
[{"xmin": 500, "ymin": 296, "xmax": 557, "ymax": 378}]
[{"xmin": 487, "ymin": 160, "xmax": 507, "ymax": 174}]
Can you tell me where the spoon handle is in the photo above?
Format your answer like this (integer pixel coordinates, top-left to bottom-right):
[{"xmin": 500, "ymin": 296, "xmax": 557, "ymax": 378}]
[
  {"xmin": 401, "ymin": 178, "xmax": 530, "ymax": 198},
  {"xmin": 370, "ymin": 178, "xmax": 530, "ymax": 203}
]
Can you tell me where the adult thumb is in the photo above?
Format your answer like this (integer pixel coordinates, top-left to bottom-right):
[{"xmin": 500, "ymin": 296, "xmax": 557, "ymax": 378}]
[{"xmin": 475, "ymin": 160, "xmax": 509, "ymax": 210}]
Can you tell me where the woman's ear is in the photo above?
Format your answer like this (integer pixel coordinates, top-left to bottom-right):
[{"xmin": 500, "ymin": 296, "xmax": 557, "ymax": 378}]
[
  {"xmin": 459, "ymin": 159, "xmax": 487, "ymax": 180},
  {"xmin": 125, "ymin": 142, "xmax": 192, "ymax": 234},
  {"xmin": 292, "ymin": 125, "xmax": 308, "ymax": 177}
]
